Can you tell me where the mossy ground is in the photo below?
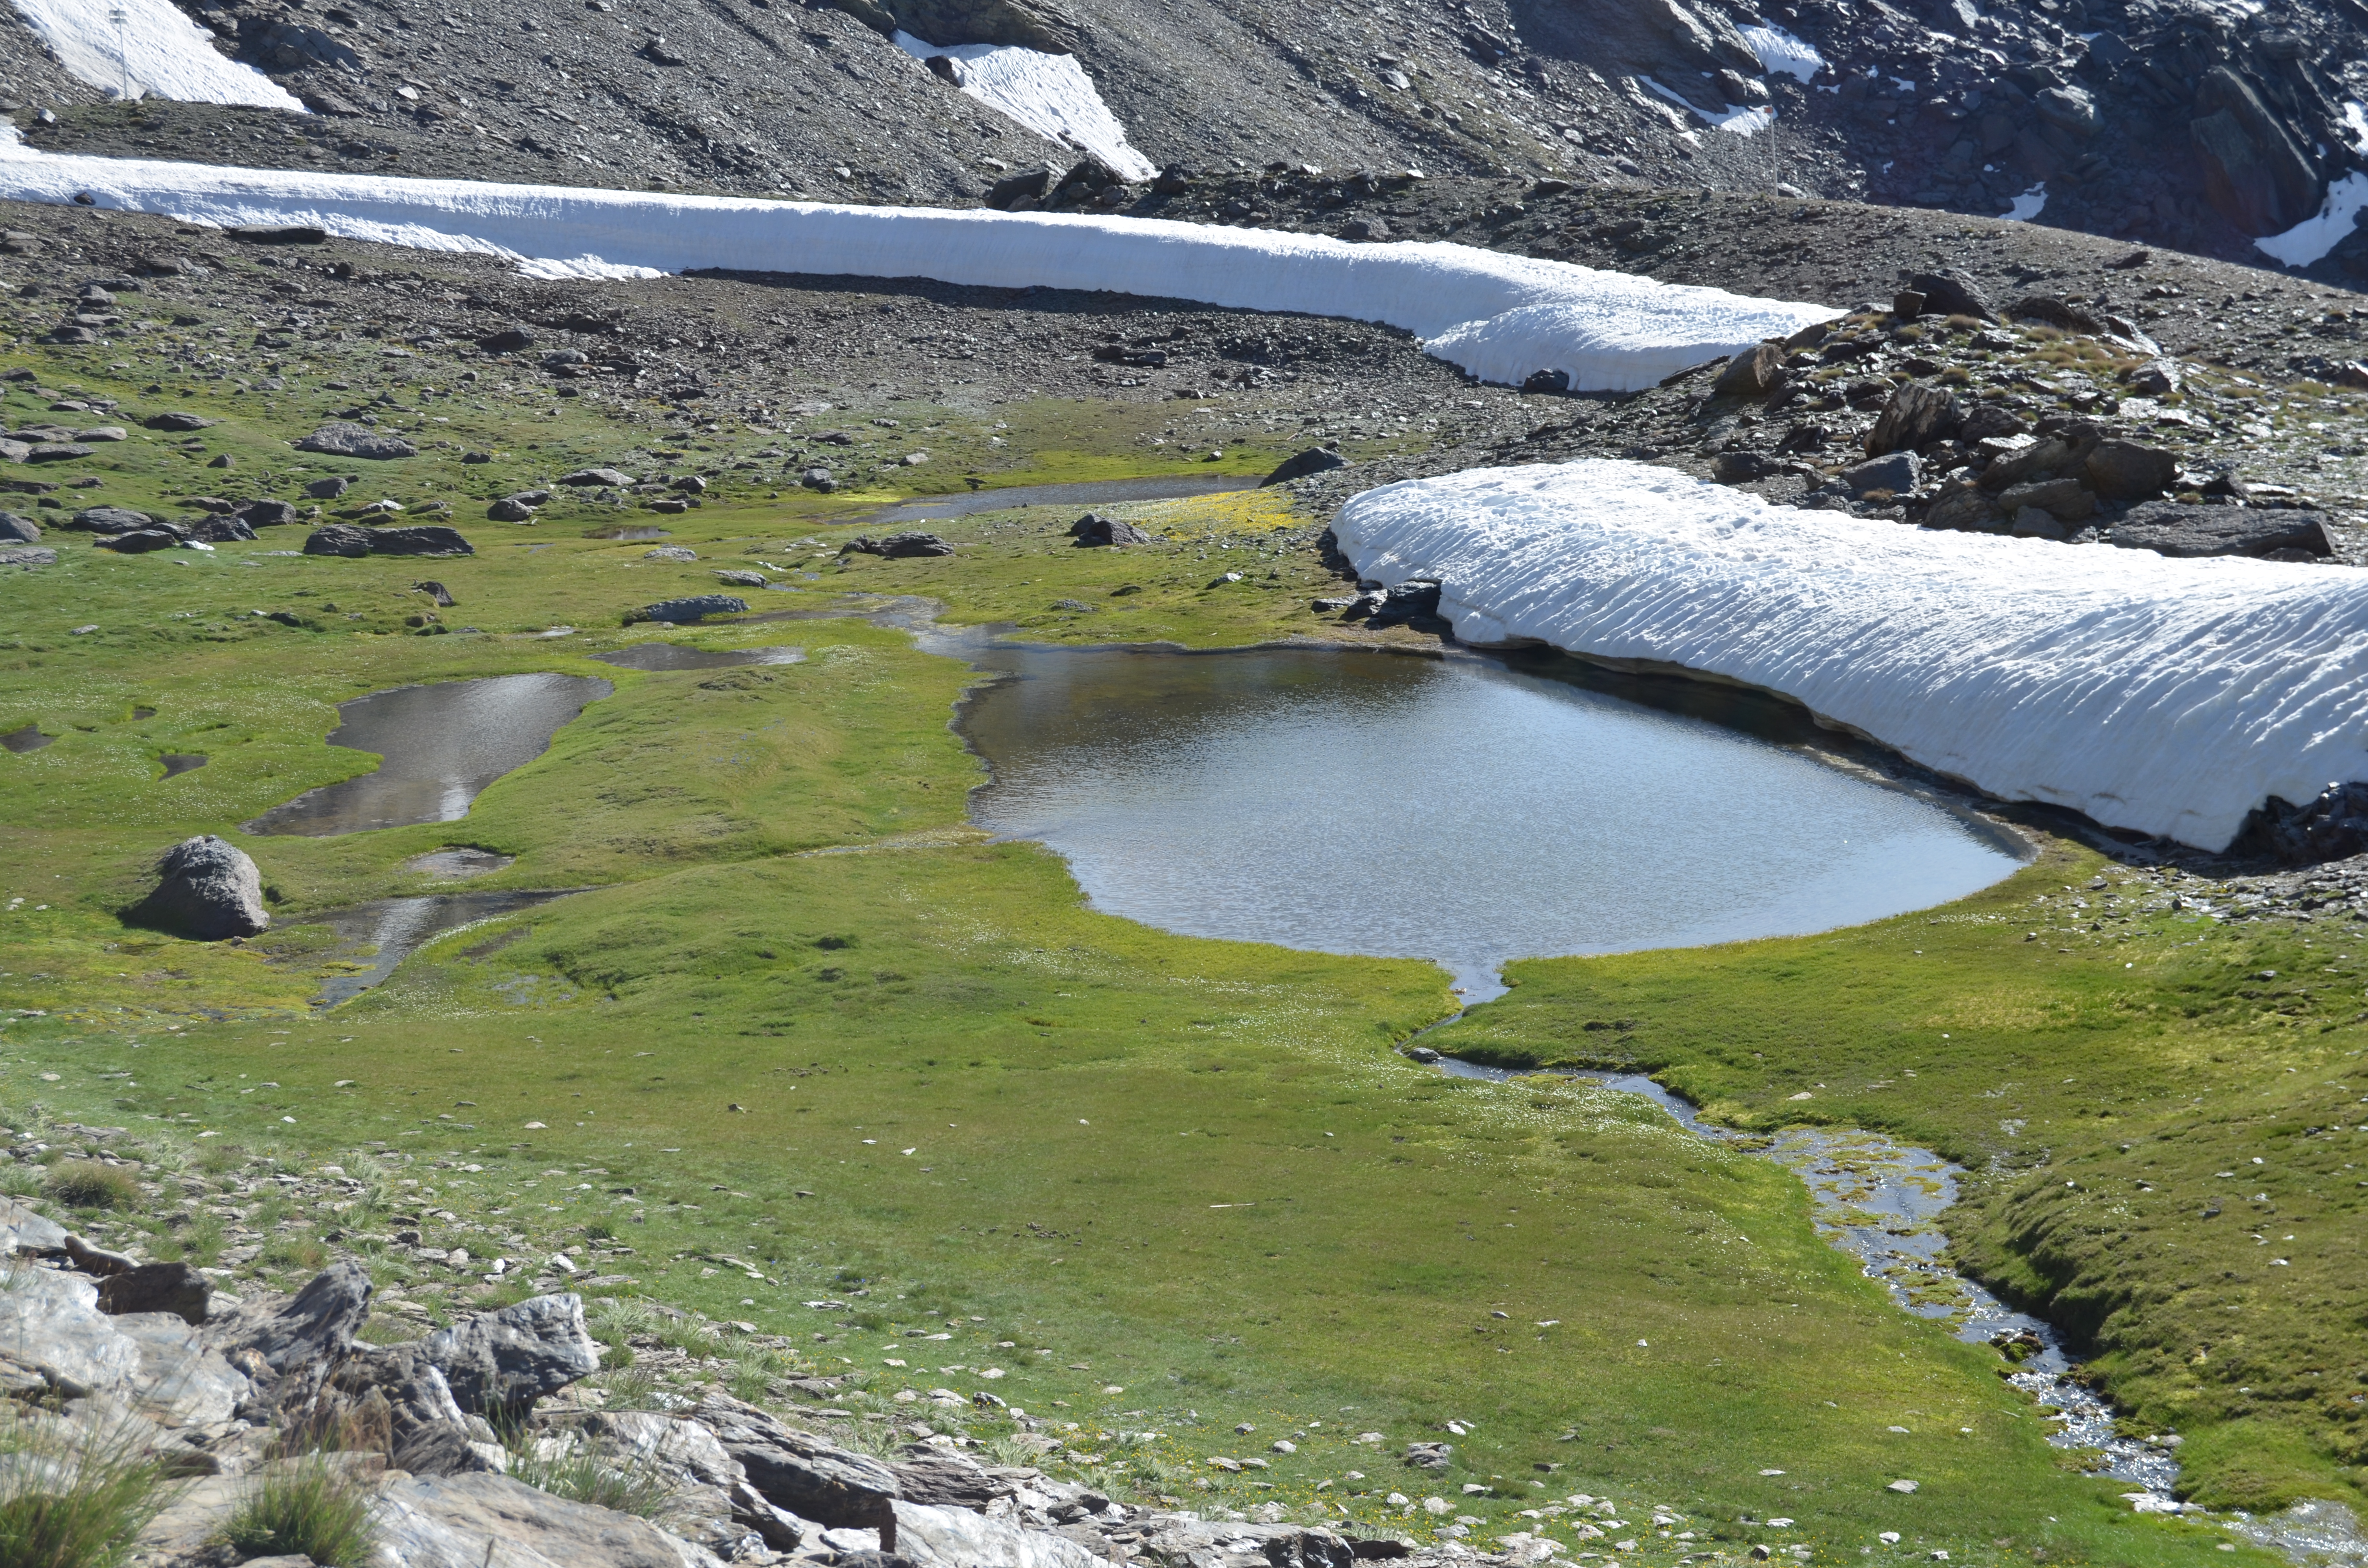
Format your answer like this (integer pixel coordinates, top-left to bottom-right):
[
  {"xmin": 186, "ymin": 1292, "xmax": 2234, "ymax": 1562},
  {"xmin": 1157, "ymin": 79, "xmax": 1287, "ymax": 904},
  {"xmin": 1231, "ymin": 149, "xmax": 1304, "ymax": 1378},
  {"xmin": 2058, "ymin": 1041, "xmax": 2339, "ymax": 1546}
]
[{"xmin": 0, "ymin": 343, "xmax": 2324, "ymax": 1568}]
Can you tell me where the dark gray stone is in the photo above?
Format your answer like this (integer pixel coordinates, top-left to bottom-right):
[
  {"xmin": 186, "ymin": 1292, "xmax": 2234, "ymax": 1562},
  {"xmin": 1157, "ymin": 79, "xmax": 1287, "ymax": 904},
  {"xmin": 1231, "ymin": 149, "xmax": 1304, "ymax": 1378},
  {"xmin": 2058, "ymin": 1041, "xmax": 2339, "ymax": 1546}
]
[
  {"xmin": 2085, "ymin": 440, "xmax": 2179, "ymax": 501},
  {"xmin": 236, "ymin": 498, "xmax": 300, "ymax": 527},
  {"xmin": 1864, "ymin": 383, "xmax": 1961, "ymax": 456},
  {"xmin": 1711, "ymin": 342, "xmax": 1788, "ymax": 398},
  {"xmin": 130, "ymin": 835, "xmax": 269, "ymax": 940},
  {"xmin": 68, "ymin": 505, "xmax": 157, "ymax": 533},
  {"xmin": 206, "ymin": 1259, "xmax": 371, "ymax": 1404},
  {"xmin": 1904, "ymin": 268, "xmax": 1996, "ymax": 322},
  {"xmin": 368, "ymin": 526, "xmax": 474, "ymax": 557},
  {"xmin": 0, "ymin": 511, "xmax": 36, "ymax": 542},
  {"xmin": 1069, "ymin": 513, "xmax": 1152, "ymax": 546},
  {"xmin": 190, "ymin": 516, "xmax": 257, "ymax": 544},
  {"xmin": 695, "ymin": 1390, "xmax": 902, "ymax": 1531},
  {"xmin": 303, "ymin": 524, "xmax": 373, "ymax": 557},
  {"xmin": 559, "ymin": 466, "xmax": 636, "ymax": 487},
  {"xmin": 295, "ymin": 422, "xmax": 418, "ymax": 460},
  {"xmin": 304, "ymin": 475, "xmax": 353, "ymax": 500},
  {"xmin": 1839, "ymin": 452, "xmax": 1922, "ymax": 497},
  {"xmin": 1263, "ymin": 447, "xmax": 1348, "ymax": 485},
  {"xmin": 97, "ymin": 528, "xmax": 185, "ymax": 553},
  {"xmin": 2108, "ymin": 502, "xmax": 2332, "ymax": 559},
  {"xmin": 2243, "ymin": 781, "xmax": 2368, "ymax": 865},
  {"xmin": 144, "ymin": 411, "xmax": 218, "ymax": 432},
  {"xmin": 414, "ymin": 1293, "xmax": 601, "ymax": 1420},
  {"xmin": 229, "ymin": 223, "xmax": 329, "ymax": 245},
  {"xmin": 634, "ymin": 595, "xmax": 749, "ymax": 623}
]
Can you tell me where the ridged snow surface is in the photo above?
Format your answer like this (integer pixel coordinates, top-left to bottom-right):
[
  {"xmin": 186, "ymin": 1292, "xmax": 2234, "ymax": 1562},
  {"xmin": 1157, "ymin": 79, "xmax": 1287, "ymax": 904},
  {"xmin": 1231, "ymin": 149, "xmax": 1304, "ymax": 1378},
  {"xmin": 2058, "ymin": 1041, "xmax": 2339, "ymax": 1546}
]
[
  {"xmin": 890, "ymin": 32, "xmax": 1155, "ymax": 181},
  {"xmin": 0, "ymin": 135, "xmax": 1835, "ymax": 392},
  {"xmin": 1331, "ymin": 461, "xmax": 2368, "ymax": 850},
  {"xmin": 11, "ymin": 0, "xmax": 304, "ymax": 111}
]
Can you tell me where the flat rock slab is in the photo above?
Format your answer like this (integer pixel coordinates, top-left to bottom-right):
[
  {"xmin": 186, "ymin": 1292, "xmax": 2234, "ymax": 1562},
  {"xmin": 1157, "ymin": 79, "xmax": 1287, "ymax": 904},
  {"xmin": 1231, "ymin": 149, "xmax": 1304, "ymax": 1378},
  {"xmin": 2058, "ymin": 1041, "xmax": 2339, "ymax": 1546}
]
[
  {"xmin": 0, "ymin": 1265, "xmax": 247, "ymax": 1422},
  {"xmin": 635, "ymin": 595, "xmax": 748, "ymax": 623},
  {"xmin": 0, "ymin": 545, "xmax": 55, "ymax": 567},
  {"xmin": 372, "ymin": 1471, "xmax": 726, "ymax": 1568},
  {"xmin": 894, "ymin": 1500, "xmax": 1108, "ymax": 1568},
  {"xmin": 2107, "ymin": 501, "xmax": 2331, "ymax": 558},
  {"xmin": 295, "ymin": 421, "xmax": 419, "ymax": 460}
]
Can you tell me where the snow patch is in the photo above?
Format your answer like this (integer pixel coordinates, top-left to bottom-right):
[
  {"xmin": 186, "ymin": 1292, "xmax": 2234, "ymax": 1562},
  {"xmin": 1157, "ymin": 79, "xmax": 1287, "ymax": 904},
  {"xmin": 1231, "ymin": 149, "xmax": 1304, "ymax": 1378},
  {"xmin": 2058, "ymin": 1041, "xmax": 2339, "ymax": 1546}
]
[
  {"xmin": 2002, "ymin": 183, "xmax": 2047, "ymax": 221},
  {"xmin": 1640, "ymin": 75, "xmax": 1776, "ymax": 136},
  {"xmin": 1742, "ymin": 23, "xmax": 1826, "ymax": 82},
  {"xmin": 892, "ymin": 33, "xmax": 1154, "ymax": 182},
  {"xmin": 0, "ymin": 132, "xmax": 1838, "ymax": 393},
  {"xmin": 2255, "ymin": 171, "xmax": 2368, "ymax": 268},
  {"xmin": 1331, "ymin": 461, "xmax": 2368, "ymax": 851},
  {"xmin": 2344, "ymin": 101, "xmax": 2368, "ymax": 155},
  {"xmin": 11, "ymin": 0, "xmax": 303, "ymax": 111}
]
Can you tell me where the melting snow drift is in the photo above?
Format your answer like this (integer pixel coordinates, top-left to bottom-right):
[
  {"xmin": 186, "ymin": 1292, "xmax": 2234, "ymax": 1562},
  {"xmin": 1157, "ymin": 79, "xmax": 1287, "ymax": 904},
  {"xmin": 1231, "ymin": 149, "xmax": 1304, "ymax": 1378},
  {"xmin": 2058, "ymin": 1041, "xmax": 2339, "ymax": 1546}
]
[
  {"xmin": 11, "ymin": 0, "xmax": 304, "ymax": 111},
  {"xmin": 0, "ymin": 136, "xmax": 1835, "ymax": 392},
  {"xmin": 1331, "ymin": 461, "xmax": 2368, "ymax": 851},
  {"xmin": 1742, "ymin": 23, "xmax": 1826, "ymax": 83},
  {"xmin": 891, "ymin": 32, "xmax": 1155, "ymax": 181},
  {"xmin": 2256, "ymin": 171, "xmax": 2368, "ymax": 269}
]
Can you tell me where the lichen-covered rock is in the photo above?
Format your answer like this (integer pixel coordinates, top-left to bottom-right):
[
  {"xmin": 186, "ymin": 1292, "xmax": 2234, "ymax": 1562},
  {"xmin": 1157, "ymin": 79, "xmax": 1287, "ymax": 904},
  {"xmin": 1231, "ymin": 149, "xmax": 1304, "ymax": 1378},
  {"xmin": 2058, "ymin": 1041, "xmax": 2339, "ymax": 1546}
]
[
  {"xmin": 303, "ymin": 523, "xmax": 373, "ymax": 557},
  {"xmin": 631, "ymin": 595, "xmax": 748, "ymax": 624}
]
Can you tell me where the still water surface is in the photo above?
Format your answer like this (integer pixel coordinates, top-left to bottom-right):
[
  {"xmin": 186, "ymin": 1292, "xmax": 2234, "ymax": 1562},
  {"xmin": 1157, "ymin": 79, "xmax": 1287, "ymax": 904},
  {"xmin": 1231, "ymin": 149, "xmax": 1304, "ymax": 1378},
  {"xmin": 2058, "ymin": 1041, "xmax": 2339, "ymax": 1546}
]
[
  {"xmin": 957, "ymin": 645, "xmax": 2023, "ymax": 999},
  {"xmin": 245, "ymin": 674, "xmax": 612, "ymax": 836}
]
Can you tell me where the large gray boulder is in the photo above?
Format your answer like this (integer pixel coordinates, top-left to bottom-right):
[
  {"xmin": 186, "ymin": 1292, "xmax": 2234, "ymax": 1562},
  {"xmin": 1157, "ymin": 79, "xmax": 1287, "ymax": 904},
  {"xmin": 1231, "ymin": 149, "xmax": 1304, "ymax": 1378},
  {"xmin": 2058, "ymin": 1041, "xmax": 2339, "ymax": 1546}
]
[
  {"xmin": 0, "ymin": 510, "xmax": 38, "ymax": 542},
  {"xmin": 369, "ymin": 525, "xmax": 474, "ymax": 557},
  {"xmin": 294, "ymin": 421, "xmax": 418, "ymax": 459},
  {"xmin": 1068, "ymin": 513, "xmax": 1152, "ymax": 547},
  {"xmin": 1262, "ymin": 446, "xmax": 1348, "ymax": 485},
  {"xmin": 302, "ymin": 523, "xmax": 373, "ymax": 557},
  {"xmin": 67, "ymin": 505, "xmax": 158, "ymax": 534},
  {"xmin": 415, "ymin": 1292, "xmax": 600, "ymax": 1419},
  {"xmin": 371, "ymin": 1471, "xmax": 727, "ymax": 1568},
  {"xmin": 632, "ymin": 595, "xmax": 748, "ymax": 624},
  {"xmin": 894, "ymin": 1499, "xmax": 1110, "ymax": 1568},
  {"xmin": 0, "ymin": 1265, "xmax": 249, "ymax": 1425},
  {"xmin": 694, "ymin": 1390, "xmax": 901, "ymax": 1531},
  {"xmin": 130, "ymin": 835, "xmax": 269, "ymax": 940},
  {"xmin": 2107, "ymin": 502, "xmax": 2331, "ymax": 559},
  {"xmin": 0, "ymin": 1195, "xmax": 70, "ymax": 1254},
  {"xmin": 204, "ymin": 1257, "xmax": 372, "ymax": 1403}
]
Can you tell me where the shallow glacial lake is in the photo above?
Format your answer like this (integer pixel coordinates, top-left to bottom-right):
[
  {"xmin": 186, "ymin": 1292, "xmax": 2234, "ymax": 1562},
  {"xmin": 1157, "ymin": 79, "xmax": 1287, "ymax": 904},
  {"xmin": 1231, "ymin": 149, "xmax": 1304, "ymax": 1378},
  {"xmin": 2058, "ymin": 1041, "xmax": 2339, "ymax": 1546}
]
[{"xmin": 954, "ymin": 643, "xmax": 2024, "ymax": 999}]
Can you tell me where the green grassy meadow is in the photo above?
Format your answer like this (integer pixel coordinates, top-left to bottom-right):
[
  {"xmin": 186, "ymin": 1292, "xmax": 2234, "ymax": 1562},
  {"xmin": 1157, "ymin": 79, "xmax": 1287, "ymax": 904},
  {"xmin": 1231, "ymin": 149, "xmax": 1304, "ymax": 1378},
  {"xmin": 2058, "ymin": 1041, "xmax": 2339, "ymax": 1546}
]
[{"xmin": 0, "ymin": 344, "xmax": 2336, "ymax": 1568}]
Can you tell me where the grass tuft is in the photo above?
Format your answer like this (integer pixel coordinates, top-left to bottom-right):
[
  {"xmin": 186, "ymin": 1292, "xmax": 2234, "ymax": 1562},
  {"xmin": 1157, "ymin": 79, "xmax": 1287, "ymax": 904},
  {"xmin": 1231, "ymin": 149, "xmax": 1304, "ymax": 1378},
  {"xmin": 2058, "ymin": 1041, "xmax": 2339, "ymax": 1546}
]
[
  {"xmin": 219, "ymin": 1456, "xmax": 380, "ymax": 1568},
  {"xmin": 40, "ymin": 1161, "xmax": 139, "ymax": 1211},
  {"xmin": 0, "ymin": 1408, "xmax": 176, "ymax": 1568},
  {"xmin": 500, "ymin": 1427, "xmax": 676, "ymax": 1519}
]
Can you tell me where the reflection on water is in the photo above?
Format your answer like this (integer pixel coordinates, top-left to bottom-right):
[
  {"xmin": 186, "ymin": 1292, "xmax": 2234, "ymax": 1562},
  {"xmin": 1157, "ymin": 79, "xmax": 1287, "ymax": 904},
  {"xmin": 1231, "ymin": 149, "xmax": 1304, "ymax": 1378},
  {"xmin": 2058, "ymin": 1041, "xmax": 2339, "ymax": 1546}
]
[
  {"xmin": 304, "ymin": 889, "xmax": 578, "ymax": 1005},
  {"xmin": 955, "ymin": 645, "xmax": 2023, "ymax": 999},
  {"xmin": 593, "ymin": 643, "xmax": 805, "ymax": 672},
  {"xmin": 862, "ymin": 475, "xmax": 1256, "ymax": 526},
  {"xmin": 244, "ymin": 674, "xmax": 612, "ymax": 837}
]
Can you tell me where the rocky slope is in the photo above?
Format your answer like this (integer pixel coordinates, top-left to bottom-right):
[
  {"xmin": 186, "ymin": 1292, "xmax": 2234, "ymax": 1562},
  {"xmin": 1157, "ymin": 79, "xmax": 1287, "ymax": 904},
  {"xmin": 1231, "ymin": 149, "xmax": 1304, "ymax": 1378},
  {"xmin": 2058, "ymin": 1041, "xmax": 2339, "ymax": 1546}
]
[{"xmin": 8, "ymin": 0, "xmax": 2368, "ymax": 280}]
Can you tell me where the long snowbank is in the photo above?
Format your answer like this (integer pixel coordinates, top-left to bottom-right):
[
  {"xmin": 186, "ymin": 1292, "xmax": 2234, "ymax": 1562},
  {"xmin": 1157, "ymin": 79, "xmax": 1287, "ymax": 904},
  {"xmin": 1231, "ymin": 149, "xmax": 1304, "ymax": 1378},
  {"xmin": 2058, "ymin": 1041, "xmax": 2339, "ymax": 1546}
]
[
  {"xmin": 889, "ymin": 31, "xmax": 1155, "ymax": 181},
  {"xmin": 0, "ymin": 135, "xmax": 1835, "ymax": 392},
  {"xmin": 11, "ymin": 0, "xmax": 304, "ymax": 111},
  {"xmin": 1332, "ymin": 461, "xmax": 2368, "ymax": 850}
]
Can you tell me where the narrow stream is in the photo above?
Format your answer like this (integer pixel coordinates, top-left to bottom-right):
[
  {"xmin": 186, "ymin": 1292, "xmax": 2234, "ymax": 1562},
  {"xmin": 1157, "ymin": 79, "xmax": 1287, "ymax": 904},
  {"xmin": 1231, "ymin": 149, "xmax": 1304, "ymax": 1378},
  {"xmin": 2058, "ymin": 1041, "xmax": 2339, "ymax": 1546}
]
[
  {"xmin": 301, "ymin": 890, "xmax": 580, "ymax": 1006},
  {"xmin": 1433, "ymin": 1058, "xmax": 2238, "ymax": 1523}
]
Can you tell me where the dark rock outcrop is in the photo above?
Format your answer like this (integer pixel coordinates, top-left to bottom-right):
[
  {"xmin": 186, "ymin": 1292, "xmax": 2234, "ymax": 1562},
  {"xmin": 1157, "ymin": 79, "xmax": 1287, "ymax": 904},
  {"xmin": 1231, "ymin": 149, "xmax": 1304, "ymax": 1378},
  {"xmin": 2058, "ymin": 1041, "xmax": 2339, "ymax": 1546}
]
[{"xmin": 2107, "ymin": 502, "xmax": 2332, "ymax": 559}]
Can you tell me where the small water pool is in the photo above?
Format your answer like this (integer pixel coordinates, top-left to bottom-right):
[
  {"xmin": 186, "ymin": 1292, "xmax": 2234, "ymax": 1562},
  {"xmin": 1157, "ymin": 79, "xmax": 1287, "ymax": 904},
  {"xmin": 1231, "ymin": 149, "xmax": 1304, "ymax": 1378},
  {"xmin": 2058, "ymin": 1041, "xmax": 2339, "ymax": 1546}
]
[
  {"xmin": 593, "ymin": 642, "xmax": 805, "ymax": 672},
  {"xmin": 862, "ymin": 475, "xmax": 1258, "ymax": 527},
  {"xmin": 953, "ymin": 643, "xmax": 2024, "ymax": 999},
  {"xmin": 245, "ymin": 674, "xmax": 612, "ymax": 836}
]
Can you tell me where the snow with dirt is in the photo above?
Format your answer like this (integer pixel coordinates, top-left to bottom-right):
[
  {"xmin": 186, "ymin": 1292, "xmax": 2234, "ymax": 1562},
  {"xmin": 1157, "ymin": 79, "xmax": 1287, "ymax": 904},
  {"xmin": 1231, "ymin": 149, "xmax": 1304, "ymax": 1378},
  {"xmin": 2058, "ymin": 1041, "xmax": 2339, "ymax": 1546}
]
[
  {"xmin": 0, "ymin": 135, "xmax": 1836, "ymax": 391},
  {"xmin": 1330, "ymin": 460, "xmax": 2368, "ymax": 851},
  {"xmin": 890, "ymin": 32, "xmax": 1156, "ymax": 181},
  {"xmin": 10, "ymin": 0, "xmax": 304, "ymax": 111}
]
